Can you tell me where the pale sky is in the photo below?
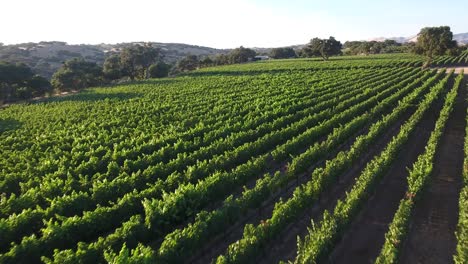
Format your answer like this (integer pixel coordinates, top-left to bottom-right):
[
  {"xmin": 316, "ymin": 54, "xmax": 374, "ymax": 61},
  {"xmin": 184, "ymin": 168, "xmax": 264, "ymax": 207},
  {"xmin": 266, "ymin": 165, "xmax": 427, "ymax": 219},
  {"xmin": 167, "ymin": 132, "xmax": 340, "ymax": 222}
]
[{"xmin": 1, "ymin": 0, "xmax": 467, "ymax": 48}]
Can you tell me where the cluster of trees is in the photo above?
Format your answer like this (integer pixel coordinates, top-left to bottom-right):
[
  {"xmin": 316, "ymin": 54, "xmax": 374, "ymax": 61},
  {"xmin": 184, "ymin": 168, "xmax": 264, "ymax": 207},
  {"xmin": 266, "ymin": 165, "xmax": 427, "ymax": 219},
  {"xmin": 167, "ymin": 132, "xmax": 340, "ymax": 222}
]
[
  {"xmin": 172, "ymin": 46, "xmax": 257, "ymax": 72},
  {"xmin": 299, "ymin": 37, "xmax": 342, "ymax": 60},
  {"xmin": 413, "ymin": 26, "xmax": 460, "ymax": 67},
  {"xmin": 103, "ymin": 44, "xmax": 164, "ymax": 80},
  {"xmin": 51, "ymin": 44, "xmax": 171, "ymax": 92},
  {"xmin": 2, "ymin": 26, "xmax": 465, "ymax": 105},
  {"xmin": 295, "ymin": 26, "xmax": 465, "ymax": 66},
  {"xmin": 1, "ymin": 44, "xmax": 260, "ymax": 104},
  {"xmin": 0, "ymin": 62, "xmax": 51, "ymax": 104},
  {"xmin": 51, "ymin": 58, "xmax": 103, "ymax": 92},
  {"xmin": 269, "ymin": 47, "xmax": 297, "ymax": 59},
  {"xmin": 343, "ymin": 40, "xmax": 408, "ymax": 55},
  {"xmin": 1, "ymin": 44, "xmax": 261, "ymax": 104}
]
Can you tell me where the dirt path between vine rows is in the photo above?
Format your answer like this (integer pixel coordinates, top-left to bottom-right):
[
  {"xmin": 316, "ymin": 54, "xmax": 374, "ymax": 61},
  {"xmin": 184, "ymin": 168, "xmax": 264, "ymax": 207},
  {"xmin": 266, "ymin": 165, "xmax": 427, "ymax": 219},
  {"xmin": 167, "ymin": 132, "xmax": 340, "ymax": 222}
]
[
  {"xmin": 258, "ymin": 94, "xmax": 441, "ymax": 263},
  {"xmin": 188, "ymin": 114, "xmax": 379, "ymax": 264},
  {"xmin": 399, "ymin": 75, "xmax": 466, "ymax": 264},
  {"xmin": 326, "ymin": 77, "xmax": 449, "ymax": 264},
  {"xmin": 259, "ymin": 71, "xmax": 452, "ymax": 264},
  {"xmin": 189, "ymin": 82, "xmax": 420, "ymax": 264},
  {"xmin": 436, "ymin": 66, "xmax": 468, "ymax": 74}
]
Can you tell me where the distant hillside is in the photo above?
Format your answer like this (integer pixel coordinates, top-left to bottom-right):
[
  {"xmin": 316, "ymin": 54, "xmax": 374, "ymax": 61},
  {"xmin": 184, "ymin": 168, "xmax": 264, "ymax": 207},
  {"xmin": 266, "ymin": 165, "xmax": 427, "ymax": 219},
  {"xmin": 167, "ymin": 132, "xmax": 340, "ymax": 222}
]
[
  {"xmin": 453, "ymin": 32, "xmax": 468, "ymax": 44},
  {"xmin": 370, "ymin": 32, "xmax": 468, "ymax": 44},
  {"xmin": 368, "ymin": 37, "xmax": 409, "ymax": 43},
  {"xmin": 1, "ymin": 32, "xmax": 466, "ymax": 79},
  {"xmin": 0, "ymin": 41, "xmax": 229, "ymax": 79}
]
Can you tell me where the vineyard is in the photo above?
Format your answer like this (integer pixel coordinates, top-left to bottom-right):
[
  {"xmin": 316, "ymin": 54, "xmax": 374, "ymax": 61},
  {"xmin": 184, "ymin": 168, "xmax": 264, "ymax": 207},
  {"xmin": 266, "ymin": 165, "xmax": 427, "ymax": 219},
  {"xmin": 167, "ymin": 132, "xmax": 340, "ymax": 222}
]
[
  {"xmin": 0, "ymin": 54, "xmax": 467, "ymax": 264},
  {"xmin": 433, "ymin": 48, "xmax": 468, "ymax": 66}
]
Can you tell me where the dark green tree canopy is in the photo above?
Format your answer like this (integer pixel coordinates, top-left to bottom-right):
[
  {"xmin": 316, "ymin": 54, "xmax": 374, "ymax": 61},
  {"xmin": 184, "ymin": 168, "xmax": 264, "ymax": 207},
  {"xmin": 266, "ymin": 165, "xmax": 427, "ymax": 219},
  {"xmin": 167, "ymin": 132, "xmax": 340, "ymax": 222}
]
[
  {"xmin": 102, "ymin": 44, "xmax": 161, "ymax": 81},
  {"xmin": 148, "ymin": 62, "xmax": 171, "ymax": 78},
  {"xmin": 270, "ymin": 47, "xmax": 296, "ymax": 59},
  {"xmin": 302, "ymin": 36, "xmax": 342, "ymax": 60},
  {"xmin": 343, "ymin": 40, "xmax": 406, "ymax": 55},
  {"xmin": 27, "ymin": 75, "xmax": 51, "ymax": 96},
  {"xmin": 0, "ymin": 61, "xmax": 51, "ymax": 103},
  {"xmin": 228, "ymin": 46, "xmax": 256, "ymax": 64},
  {"xmin": 414, "ymin": 26, "xmax": 457, "ymax": 66},
  {"xmin": 175, "ymin": 55, "xmax": 199, "ymax": 72},
  {"xmin": 103, "ymin": 54, "xmax": 122, "ymax": 80},
  {"xmin": 51, "ymin": 58, "xmax": 102, "ymax": 91},
  {"xmin": 120, "ymin": 44, "xmax": 160, "ymax": 80},
  {"xmin": 214, "ymin": 54, "xmax": 229, "ymax": 65},
  {"xmin": 0, "ymin": 62, "xmax": 34, "ymax": 84},
  {"xmin": 199, "ymin": 56, "xmax": 214, "ymax": 67}
]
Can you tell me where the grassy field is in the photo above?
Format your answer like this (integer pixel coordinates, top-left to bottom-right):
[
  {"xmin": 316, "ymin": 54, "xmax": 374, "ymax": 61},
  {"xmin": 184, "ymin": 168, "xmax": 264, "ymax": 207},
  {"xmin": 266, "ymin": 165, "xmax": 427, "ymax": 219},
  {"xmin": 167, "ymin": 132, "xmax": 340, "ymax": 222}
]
[{"xmin": 0, "ymin": 54, "xmax": 466, "ymax": 264}]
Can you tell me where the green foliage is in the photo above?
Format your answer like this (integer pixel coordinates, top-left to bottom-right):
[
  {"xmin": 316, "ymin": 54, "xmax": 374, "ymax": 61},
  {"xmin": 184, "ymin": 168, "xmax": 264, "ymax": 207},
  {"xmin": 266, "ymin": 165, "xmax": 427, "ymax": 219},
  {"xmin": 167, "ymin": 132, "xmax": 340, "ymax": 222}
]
[
  {"xmin": 172, "ymin": 46, "xmax": 257, "ymax": 73},
  {"xmin": 302, "ymin": 37, "xmax": 342, "ymax": 60},
  {"xmin": 454, "ymin": 70, "xmax": 467, "ymax": 264},
  {"xmin": 214, "ymin": 53, "xmax": 230, "ymax": 65},
  {"xmin": 148, "ymin": 62, "xmax": 171, "ymax": 78},
  {"xmin": 50, "ymin": 58, "xmax": 102, "ymax": 92},
  {"xmin": 104, "ymin": 243, "xmax": 155, "ymax": 264},
  {"xmin": 199, "ymin": 56, "xmax": 214, "ymax": 67},
  {"xmin": 270, "ymin": 47, "xmax": 296, "ymax": 59},
  {"xmin": 343, "ymin": 40, "xmax": 406, "ymax": 55},
  {"xmin": 414, "ymin": 26, "xmax": 457, "ymax": 66},
  {"xmin": 228, "ymin": 46, "xmax": 256, "ymax": 64},
  {"xmin": 120, "ymin": 44, "xmax": 160, "ymax": 80},
  {"xmin": 0, "ymin": 55, "xmax": 435, "ymax": 263},
  {"xmin": 216, "ymin": 70, "xmax": 446, "ymax": 264},
  {"xmin": 0, "ymin": 61, "xmax": 51, "ymax": 103},
  {"xmin": 376, "ymin": 71, "xmax": 461, "ymax": 264},
  {"xmin": 293, "ymin": 72, "xmax": 451, "ymax": 264},
  {"xmin": 103, "ymin": 55, "xmax": 122, "ymax": 80},
  {"xmin": 175, "ymin": 55, "xmax": 199, "ymax": 72}
]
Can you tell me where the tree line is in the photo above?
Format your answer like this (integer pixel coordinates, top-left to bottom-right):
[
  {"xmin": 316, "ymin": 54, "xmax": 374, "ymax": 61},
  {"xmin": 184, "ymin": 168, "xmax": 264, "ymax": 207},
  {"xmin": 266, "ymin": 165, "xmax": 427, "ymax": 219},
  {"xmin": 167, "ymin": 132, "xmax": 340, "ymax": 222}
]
[
  {"xmin": 1, "ymin": 26, "xmax": 466, "ymax": 105},
  {"xmin": 0, "ymin": 45, "xmax": 261, "ymax": 104},
  {"xmin": 0, "ymin": 62, "xmax": 51, "ymax": 105}
]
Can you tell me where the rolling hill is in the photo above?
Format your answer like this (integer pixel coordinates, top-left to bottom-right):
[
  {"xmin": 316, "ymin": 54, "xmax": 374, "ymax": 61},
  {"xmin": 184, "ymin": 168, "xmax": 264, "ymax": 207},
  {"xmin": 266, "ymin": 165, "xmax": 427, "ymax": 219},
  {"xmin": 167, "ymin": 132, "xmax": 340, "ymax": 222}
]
[{"xmin": 0, "ymin": 41, "xmax": 229, "ymax": 79}]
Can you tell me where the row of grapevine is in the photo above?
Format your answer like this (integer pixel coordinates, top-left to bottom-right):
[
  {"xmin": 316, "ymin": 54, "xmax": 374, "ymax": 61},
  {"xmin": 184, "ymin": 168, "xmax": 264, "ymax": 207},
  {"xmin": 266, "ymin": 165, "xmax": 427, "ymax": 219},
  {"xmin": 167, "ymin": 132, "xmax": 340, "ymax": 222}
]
[
  {"xmin": 42, "ymin": 65, "xmax": 430, "ymax": 264},
  {"xmin": 212, "ymin": 72, "xmax": 449, "ymax": 263},
  {"xmin": 454, "ymin": 72, "xmax": 468, "ymax": 264},
  {"xmin": 150, "ymin": 70, "xmax": 439, "ymax": 263},
  {"xmin": 193, "ymin": 55, "xmax": 422, "ymax": 74},
  {"xmin": 0, "ymin": 56, "xmax": 430, "ymax": 263},
  {"xmin": 0, "ymin": 69, "xmax": 379, "ymax": 245},
  {"xmin": 0, "ymin": 68, "xmax": 391, "ymax": 218},
  {"xmin": 433, "ymin": 49, "xmax": 468, "ymax": 66},
  {"xmin": 0, "ymin": 68, "xmax": 409, "ymax": 257},
  {"xmin": 374, "ymin": 73, "xmax": 462, "ymax": 263},
  {"xmin": 292, "ymin": 72, "xmax": 452, "ymax": 263},
  {"xmin": 142, "ymin": 68, "xmax": 421, "ymax": 237},
  {"xmin": 19, "ymin": 67, "xmax": 422, "ymax": 264}
]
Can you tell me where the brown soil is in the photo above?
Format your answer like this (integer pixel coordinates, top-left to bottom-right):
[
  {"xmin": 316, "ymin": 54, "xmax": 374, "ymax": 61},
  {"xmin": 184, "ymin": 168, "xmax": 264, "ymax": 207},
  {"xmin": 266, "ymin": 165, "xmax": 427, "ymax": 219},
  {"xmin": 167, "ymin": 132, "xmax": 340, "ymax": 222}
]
[
  {"xmin": 256, "ymin": 110, "xmax": 419, "ymax": 263},
  {"xmin": 438, "ymin": 67, "xmax": 468, "ymax": 74},
  {"xmin": 147, "ymin": 83, "xmax": 393, "ymax": 253},
  {"xmin": 399, "ymin": 76, "xmax": 466, "ymax": 264},
  {"xmin": 187, "ymin": 119, "xmax": 374, "ymax": 264},
  {"xmin": 193, "ymin": 70, "xmax": 444, "ymax": 264},
  {"xmin": 187, "ymin": 94, "xmax": 414, "ymax": 264},
  {"xmin": 325, "ymin": 80, "xmax": 447, "ymax": 264}
]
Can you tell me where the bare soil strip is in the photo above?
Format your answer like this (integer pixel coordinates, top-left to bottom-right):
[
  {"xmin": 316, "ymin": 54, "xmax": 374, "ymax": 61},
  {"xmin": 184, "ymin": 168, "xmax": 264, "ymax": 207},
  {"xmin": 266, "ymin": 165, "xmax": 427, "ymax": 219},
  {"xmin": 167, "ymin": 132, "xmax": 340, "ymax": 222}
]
[
  {"xmin": 326, "ymin": 81, "xmax": 448, "ymax": 264},
  {"xmin": 189, "ymin": 94, "xmax": 417, "ymax": 264},
  {"xmin": 399, "ymin": 77, "xmax": 466, "ymax": 264},
  {"xmin": 257, "ymin": 109, "xmax": 423, "ymax": 263},
  {"xmin": 442, "ymin": 67, "xmax": 468, "ymax": 74},
  {"xmin": 265, "ymin": 80, "xmax": 448, "ymax": 264}
]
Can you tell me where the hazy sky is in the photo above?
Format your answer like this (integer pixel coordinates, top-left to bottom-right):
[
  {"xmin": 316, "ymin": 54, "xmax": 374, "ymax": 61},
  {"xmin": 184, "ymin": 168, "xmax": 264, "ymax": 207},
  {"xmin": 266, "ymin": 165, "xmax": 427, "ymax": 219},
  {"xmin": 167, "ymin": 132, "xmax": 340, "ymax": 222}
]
[{"xmin": 2, "ymin": 0, "xmax": 467, "ymax": 48}]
